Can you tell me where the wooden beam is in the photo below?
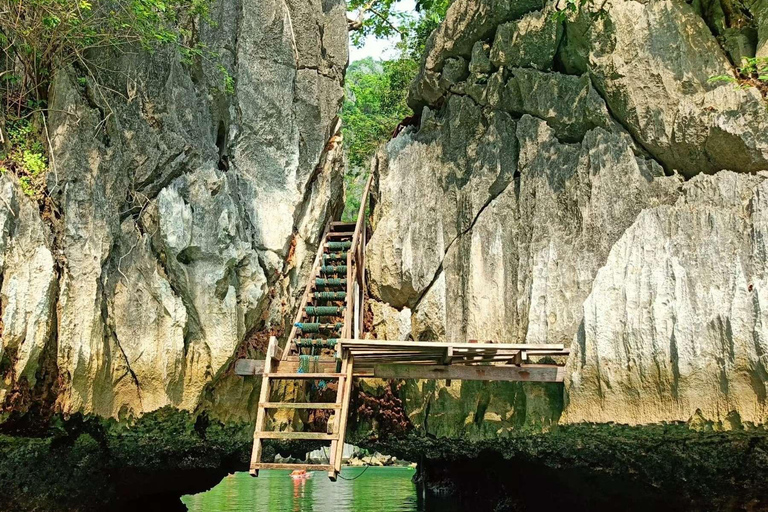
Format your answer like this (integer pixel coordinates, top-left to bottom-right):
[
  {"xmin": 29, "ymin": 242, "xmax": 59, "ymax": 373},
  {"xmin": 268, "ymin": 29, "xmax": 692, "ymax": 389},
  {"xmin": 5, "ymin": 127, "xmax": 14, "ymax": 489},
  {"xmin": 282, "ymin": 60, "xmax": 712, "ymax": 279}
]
[
  {"xmin": 256, "ymin": 431, "xmax": 338, "ymax": 440},
  {"xmin": 274, "ymin": 360, "xmax": 339, "ymax": 373},
  {"xmin": 339, "ymin": 339, "xmax": 566, "ymax": 351},
  {"xmin": 266, "ymin": 372, "xmax": 344, "ymax": 379},
  {"xmin": 250, "ymin": 337, "xmax": 277, "ymax": 477},
  {"xmin": 259, "ymin": 402, "xmax": 341, "ymax": 409},
  {"xmin": 373, "ymin": 363, "xmax": 564, "ymax": 383},
  {"xmin": 251, "ymin": 463, "xmax": 333, "ymax": 471}
]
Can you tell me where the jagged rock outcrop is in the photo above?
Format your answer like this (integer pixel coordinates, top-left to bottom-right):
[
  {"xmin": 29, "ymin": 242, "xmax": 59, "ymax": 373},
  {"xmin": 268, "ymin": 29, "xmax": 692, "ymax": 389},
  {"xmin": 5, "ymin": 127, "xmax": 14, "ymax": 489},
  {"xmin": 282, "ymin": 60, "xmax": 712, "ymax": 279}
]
[
  {"xmin": 566, "ymin": 171, "xmax": 768, "ymax": 426},
  {"xmin": 0, "ymin": 0, "xmax": 348, "ymax": 419},
  {"xmin": 0, "ymin": 176, "xmax": 57, "ymax": 408},
  {"xmin": 367, "ymin": 0, "xmax": 768, "ymax": 431}
]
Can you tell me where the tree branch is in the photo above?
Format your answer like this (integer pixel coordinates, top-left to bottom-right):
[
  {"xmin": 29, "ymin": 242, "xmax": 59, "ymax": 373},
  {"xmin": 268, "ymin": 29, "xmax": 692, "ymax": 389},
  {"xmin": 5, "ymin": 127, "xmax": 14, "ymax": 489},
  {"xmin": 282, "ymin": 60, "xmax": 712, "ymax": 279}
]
[
  {"xmin": 347, "ymin": 0, "xmax": 378, "ymax": 32},
  {"xmin": 369, "ymin": 7, "xmax": 405, "ymax": 35}
]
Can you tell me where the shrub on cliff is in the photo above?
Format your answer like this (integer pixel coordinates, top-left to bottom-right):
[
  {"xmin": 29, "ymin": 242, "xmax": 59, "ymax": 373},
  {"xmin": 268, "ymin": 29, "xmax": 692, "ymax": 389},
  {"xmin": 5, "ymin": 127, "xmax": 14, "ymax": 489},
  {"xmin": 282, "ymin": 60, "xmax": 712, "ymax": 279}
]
[{"xmin": 0, "ymin": 0, "xmax": 213, "ymax": 199}]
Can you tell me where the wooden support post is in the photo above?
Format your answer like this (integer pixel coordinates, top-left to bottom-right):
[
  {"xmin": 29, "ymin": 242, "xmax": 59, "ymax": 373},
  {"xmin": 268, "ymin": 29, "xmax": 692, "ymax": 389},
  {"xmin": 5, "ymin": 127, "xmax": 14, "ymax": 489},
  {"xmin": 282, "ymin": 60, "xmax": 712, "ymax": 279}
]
[
  {"xmin": 250, "ymin": 336, "xmax": 277, "ymax": 477},
  {"xmin": 327, "ymin": 353, "xmax": 346, "ymax": 481},
  {"xmin": 443, "ymin": 347, "xmax": 453, "ymax": 386},
  {"xmin": 329, "ymin": 353, "xmax": 354, "ymax": 480}
]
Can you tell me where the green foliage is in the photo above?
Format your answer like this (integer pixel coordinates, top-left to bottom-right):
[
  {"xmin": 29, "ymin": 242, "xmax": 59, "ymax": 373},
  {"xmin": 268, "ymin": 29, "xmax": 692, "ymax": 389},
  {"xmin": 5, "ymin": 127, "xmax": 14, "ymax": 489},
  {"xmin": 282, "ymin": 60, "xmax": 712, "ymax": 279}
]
[
  {"xmin": 1, "ymin": 0, "xmax": 218, "ymax": 201},
  {"xmin": 0, "ymin": 114, "xmax": 48, "ymax": 198},
  {"xmin": 342, "ymin": 1, "xmax": 451, "ymax": 221},
  {"xmin": 218, "ymin": 65, "xmax": 235, "ymax": 95},
  {"xmin": 347, "ymin": 0, "xmax": 451, "ymax": 51},
  {"xmin": 342, "ymin": 58, "xmax": 417, "ymax": 170},
  {"xmin": 1, "ymin": 0, "xmax": 212, "ymax": 97},
  {"xmin": 552, "ymin": 0, "xmax": 588, "ymax": 21},
  {"xmin": 709, "ymin": 57, "xmax": 768, "ymax": 93}
]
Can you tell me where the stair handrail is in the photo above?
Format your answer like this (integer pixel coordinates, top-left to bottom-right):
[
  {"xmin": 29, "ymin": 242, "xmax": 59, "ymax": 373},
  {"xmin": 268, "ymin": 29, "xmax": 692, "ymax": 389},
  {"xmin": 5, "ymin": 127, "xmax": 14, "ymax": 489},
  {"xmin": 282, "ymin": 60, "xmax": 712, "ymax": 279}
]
[{"xmin": 344, "ymin": 173, "xmax": 374, "ymax": 340}]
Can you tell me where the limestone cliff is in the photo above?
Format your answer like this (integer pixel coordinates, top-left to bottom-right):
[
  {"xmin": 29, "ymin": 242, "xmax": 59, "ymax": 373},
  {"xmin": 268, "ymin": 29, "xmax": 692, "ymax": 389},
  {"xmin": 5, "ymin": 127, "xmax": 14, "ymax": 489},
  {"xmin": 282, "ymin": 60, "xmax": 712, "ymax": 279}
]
[
  {"xmin": 366, "ymin": 0, "xmax": 768, "ymax": 432},
  {"xmin": 0, "ymin": 0, "xmax": 348, "ymax": 420}
]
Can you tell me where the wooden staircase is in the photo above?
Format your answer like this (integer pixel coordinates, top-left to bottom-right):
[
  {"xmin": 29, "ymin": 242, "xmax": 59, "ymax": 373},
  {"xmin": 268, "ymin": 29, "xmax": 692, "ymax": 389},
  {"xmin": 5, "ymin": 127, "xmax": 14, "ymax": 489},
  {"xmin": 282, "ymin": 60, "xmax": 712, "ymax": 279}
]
[
  {"xmin": 250, "ymin": 180, "xmax": 371, "ymax": 481},
  {"xmin": 244, "ymin": 174, "xmax": 572, "ymax": 481}
]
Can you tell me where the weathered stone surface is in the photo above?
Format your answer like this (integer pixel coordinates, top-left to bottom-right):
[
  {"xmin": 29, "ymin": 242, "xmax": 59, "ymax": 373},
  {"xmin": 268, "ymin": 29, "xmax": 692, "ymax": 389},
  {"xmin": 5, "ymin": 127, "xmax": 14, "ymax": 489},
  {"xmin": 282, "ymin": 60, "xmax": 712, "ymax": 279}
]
[
  {"xmin": 0, "ymin": 176, "xmax": 56, "ymax": 405},
  {"xmin": 1, "ymin": 0, "xmax": 347, "ymax": 419},
  {"xmin": 469, "ymin": 42, "xmax": 493, "ymax": 74},
  {"xmin": 367, "ymin": 95, "xmax": 519, "ymax": 310},
  {"xmin": 370, "ymin": 301, "xmax": 412, "ymax": 341},
  {"xmin": 565, "ymin": 171, "xmax": 768, "ymax": 426},
  {"xmin": 370, "ymin": 103, "xmax": 680, "ymax": 347},
  {"xmin": 370, "ymin": 0, "xmax": 768, "ymax": 434},
  {"xmin": 490, "ymin": 8, "xmax": 561, "ymax": 70},
  {"xmin": 491, "ymin": 68, "xmax": 621, "ymax": 142},
  {"xmin": 560, "ymin": 0, "xmax": 768, "ymax": 176},
  {"xmin": 412, "ymin": 0, "xmax": 768, "ymax": 177},
  {"xmin": 409, "ymin": 0, "xmax": 547, "ymax": 109}
]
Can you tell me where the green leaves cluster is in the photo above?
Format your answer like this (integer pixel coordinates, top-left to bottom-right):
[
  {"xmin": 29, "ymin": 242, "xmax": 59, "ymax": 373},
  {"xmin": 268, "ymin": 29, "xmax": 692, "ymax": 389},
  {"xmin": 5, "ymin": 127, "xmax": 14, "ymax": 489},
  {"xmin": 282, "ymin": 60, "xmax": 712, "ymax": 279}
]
[
  {"xmin": 0, "ymin": 115, "xmax": 48, "ymax": 198},
  {"xmin": 709, "ymin": 57, "xmax": 768, "ymax": 94},
  {"xmin": 342, "ymin": 58, "xmax": 417, "ymax": 170},
  {"xmin": 1, "ymin": 0, "xmax": 212, "ymax": 97},
  {"xmin": 341, "ymin": 58, "xmax": 417, "ymax": 220},
  {"xmin": 347, "ymin": 0, "xmax": 450, "ymax": 52},
  {"xmin": 1, "ymin": 0, "xmax": 216, "ymax": 201}
]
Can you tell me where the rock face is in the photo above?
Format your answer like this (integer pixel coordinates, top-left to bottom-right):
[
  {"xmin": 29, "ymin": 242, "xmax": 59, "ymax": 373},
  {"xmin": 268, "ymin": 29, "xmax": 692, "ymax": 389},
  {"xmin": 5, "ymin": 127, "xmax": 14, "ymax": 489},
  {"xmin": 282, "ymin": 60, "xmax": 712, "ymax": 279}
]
[
  {"xmin": 0, "ymin": 0, "xmax": 348, "ymax": 418},
  {"xmin": 367, "ymin": 0, "xmax": 768, "ymax": 431},
  {"xmin": 566, "ymin": 171, "xmax": 768, "ymax": 426}
]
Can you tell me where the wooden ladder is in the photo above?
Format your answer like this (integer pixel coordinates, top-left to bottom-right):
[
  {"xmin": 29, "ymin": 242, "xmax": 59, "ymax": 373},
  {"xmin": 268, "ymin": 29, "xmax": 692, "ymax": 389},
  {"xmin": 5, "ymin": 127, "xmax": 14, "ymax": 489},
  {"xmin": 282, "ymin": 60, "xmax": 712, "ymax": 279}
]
[
  {"xmin": 249, "ymin": 336, "xmax": 354, "ymax": 480},
  {"xmin": 250, "ymin": 219, "xmax": 361, "ymax": 481}
]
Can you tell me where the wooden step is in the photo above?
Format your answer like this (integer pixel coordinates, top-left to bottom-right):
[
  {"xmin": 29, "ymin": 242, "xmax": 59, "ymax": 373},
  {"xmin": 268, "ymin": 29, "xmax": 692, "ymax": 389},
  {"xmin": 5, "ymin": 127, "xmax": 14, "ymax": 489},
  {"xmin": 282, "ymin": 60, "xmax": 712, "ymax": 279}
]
[
  {"xmin": 321, "ymin": 252, "xmax": 348, "ymax": 261},
  {"xmin": 330, "ymin": 221, "xmax": 355, "ymax": 228},
  {"xmin": 320, "ymin": 265, "xmax": 347, "ymax": 274},
  {"xmin": 265, "ymin": 372, "xmax": 344, "ymax": 379},
  {"xmin": 251, "ymin": 463, "xmax": 333, "ymax": 472},
  {"xmin": 260, "ymin": 402, "xmax": 340, "ymax": 409},
  {"xmin": 315, "ymin": 278, "xmax": 347, "ymax": 288},
  {"xmin": 325, "ymin": 241, "xmax": 352, "ymax": 250},
  {"xmin": 310, "ymin": 291, "xmax": 347, "ymax": 300},
  {"xmin": 256, "ymin": 431, "xmax": 338, "ymax": 440},
  {"xmin": 295, "ymin": 322, "xmax": 343, "ymax": 333},
  {"xmin": 327, "ymin": 231, "xmax": 354, "ymax": 238},
  {"xmin": 305, "ymin": 306, "xmax": 344, "ymax": 316}
]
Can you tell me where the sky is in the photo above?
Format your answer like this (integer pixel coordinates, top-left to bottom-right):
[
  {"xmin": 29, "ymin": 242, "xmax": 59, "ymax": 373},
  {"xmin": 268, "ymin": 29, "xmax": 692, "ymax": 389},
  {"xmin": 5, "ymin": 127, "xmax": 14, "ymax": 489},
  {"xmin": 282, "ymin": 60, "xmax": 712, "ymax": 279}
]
[{"xmin": 349, "ymin": 0, "xmax": 417, "ymax": 62}]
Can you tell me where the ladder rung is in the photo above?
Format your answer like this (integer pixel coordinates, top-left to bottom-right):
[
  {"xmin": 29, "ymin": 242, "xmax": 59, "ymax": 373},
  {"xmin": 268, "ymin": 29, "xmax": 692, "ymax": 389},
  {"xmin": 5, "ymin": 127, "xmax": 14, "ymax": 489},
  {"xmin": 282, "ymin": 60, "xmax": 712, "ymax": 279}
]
[
  {"xmin": 256, "ymin": 431, "xmax": 338, "ymax": 440},
  {"xmin": 325, "ymin": 241, "xmax": 352, "ymax": 250},
  {"xmin": 266, "ymin": 373, "xmax": 344, "ymax": 379},
  {"xmin": 327, "ymin": 231, "xmax": 354, "ymax": 238},
  {"xmin": 315, "ymin": 278, "xmax": 347, "ymax": 288},
  {"xmin": 295, "ymin": 322, "xmax": 343, "ymax": 333},
  {"xmin": 260, "ymin": 402, "xmax": 340, "ymax": 409},
  {"xmin": 322, "ymin": 252, "xmax": 347, "ymax": 261},
  {"xmin": 320, "ymin": 265, "xmax": 348, "ymax": 274},
  {"xmin": 251, "ymin": 463, "xmax": 333, "ymax": 471},
  {"xmin": 305, "ymin": 306, "xmax": 344, "ymax": 316},
  {"xmin": 295, "ymin": 338, "xmax": 339, "ymax": 348},
  {"xmin": 310, "ymin": 291, "xmax": 347, "ymax": 300}
]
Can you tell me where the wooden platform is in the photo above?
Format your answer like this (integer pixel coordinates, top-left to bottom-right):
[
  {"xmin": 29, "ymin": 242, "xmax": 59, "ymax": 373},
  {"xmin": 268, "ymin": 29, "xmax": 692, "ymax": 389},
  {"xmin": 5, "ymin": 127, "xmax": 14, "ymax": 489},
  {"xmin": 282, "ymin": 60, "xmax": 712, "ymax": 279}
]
[{"xmin": 237, "ymin": 339, "xmax": 568, "ymax": 383}]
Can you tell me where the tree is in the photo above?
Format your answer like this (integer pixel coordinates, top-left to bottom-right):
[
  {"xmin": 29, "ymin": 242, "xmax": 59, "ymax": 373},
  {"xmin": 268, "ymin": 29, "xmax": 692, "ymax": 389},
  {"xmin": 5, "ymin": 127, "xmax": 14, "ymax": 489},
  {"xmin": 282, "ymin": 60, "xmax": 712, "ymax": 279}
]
[
  {"xmin": 346, "ymin": 0, "xmax": 451, "ymax": 48},
  {"xmin": 340, "ymin": 1, "xmax": 452, "ymax": 220}
]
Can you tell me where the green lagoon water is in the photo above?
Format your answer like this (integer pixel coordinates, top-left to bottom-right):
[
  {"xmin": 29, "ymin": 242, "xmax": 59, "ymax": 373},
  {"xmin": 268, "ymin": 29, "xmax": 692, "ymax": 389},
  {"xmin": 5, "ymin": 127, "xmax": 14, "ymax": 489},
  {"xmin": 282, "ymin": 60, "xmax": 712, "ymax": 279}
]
[{"xmin": 181, "ymin": 467, "xmax": 445, "ymax": 512}]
